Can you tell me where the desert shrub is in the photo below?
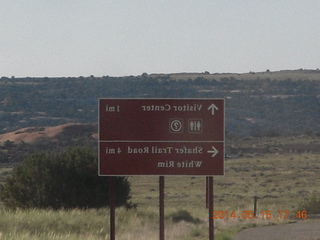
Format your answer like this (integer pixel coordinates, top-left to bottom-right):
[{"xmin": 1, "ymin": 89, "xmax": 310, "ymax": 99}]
[
  {"xmin": 0, "ymin": 147, "xmax": 131, "ymax": 209},
  {"xmin": 169, "ymin": 209, "xmax": 202, "ymax": 224},
  {"xmin": 298, "ymin": 194, "xmax": 320, "ymax": 214},
  {"xmin": 216, "ymin": 233, "xmax": 232, "ymax": 240}
]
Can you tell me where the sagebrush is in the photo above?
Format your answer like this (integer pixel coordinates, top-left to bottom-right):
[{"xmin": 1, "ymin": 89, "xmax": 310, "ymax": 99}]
[{"xmin": 0, "ymin": 147, "xmax": 131, "ymax": 209}]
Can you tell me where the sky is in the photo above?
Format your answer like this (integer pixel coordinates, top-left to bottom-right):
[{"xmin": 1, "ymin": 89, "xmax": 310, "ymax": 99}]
[{"xmin": 0, "ymin": 0, "xmax": 319, "ymax": 78}]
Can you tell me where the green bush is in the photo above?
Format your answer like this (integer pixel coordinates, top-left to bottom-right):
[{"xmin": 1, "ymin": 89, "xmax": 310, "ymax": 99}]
[
  {"xmin": 0, "ymin": 147, "xmax": 131, "ymax": 209},
  {"xmin": 169, "ymin": 209, "xmax": 202, "ymax": 224},
  {"xmin": 298, "ymin": 194, "xmax": 320, "ymax": 214}
]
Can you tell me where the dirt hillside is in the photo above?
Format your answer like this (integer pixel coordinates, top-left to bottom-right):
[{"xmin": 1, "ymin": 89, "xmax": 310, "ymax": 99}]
[{"xmin": 0, "ymin": 123, "xmax": 97, "ymax": 145}]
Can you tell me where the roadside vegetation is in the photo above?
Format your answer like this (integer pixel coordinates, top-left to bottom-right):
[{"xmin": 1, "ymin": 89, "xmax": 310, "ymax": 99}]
[
  {"xmin": 1, "ymin": 146, "xmax": 319, "ymax": 239},
  {"xmin": 0, "ymin": 147, "xmax": 131, "ymax": 210}
]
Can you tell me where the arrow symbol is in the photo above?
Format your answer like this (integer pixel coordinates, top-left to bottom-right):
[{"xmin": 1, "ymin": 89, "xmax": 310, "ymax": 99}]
[
  {"xmin": 207, "ymin": 146, "xmax": 219, "ymax": 158},
  {"xmin": 208, "ymin": 103, "xmax": 218, "ymax": 115}
]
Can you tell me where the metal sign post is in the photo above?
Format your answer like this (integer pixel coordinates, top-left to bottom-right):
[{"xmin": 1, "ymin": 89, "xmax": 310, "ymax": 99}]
[
  {"xmin": 206, "ymin": 177, "xmax": 209, "ymax": 209},
  {"xmin": 109, "ymin": 177, "xmax": 116, "ymax": 240},
  {"xmin": 208, "ymin": 177, "xmax": 214, "ymax": 240},
  {"xmin": 159, "ymin": 176, "xmax": 165, "ymax": 240}
]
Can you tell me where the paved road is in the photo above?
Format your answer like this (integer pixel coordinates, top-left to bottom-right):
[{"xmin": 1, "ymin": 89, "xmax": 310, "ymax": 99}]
[{"xmin": 232, "ymin": 221, "xmax": 320, "ymax": 240}]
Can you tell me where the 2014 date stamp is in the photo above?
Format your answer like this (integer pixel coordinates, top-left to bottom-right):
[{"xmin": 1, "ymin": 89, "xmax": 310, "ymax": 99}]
[{"xmin": 212, "ymin": 210, "xmax": 308, "ymax": 220}]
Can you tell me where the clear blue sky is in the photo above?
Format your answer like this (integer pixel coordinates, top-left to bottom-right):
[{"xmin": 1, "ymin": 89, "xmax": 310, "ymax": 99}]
[{"xmin": 1, "ymin": 0, "xmax": 319, "ymax": 77}]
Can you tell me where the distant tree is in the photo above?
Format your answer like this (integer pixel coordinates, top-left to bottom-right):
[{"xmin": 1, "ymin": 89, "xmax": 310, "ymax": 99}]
[
  {"xmin": 298, "ymin": 194, "xmax": 320, "ymax": 214},
  {"xmin": 0, "ymin": 147, "xmax": 132, "ymax": 209},
  {"xmin": 141, "ymin": 72, "xmax": 148, "ymax": 77},
  {"xmin": 3, "ymin": 140, "xmax": 16, "ymax": 149},
  {"xmin": 265, "ymin": 129, "xmax": 281, "ymax": 137}
]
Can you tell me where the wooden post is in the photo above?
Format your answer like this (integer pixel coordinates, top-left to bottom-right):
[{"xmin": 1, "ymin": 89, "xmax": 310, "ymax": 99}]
[
  {"xmin": 208, "ymin": 176, "xmax": 214, "ymax": 240},
  {"xmin": 159, "ymin": 176, "xmax": 165, "ymax": 240},
  {"xmin": 253, "ymin": 191, "xmax": 258, "ymax": 218},
  {"xmin": 206, "ymin": 177, "xmax": 209, "ymax": 209},
  {"xmin": 109, "ymin": 177, "xmax": 116, "ymax": 240}
]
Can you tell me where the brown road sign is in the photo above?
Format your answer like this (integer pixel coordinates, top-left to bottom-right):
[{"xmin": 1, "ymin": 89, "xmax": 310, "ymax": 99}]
[{"xmin": 99, "ymin": 98, "xmax": 224, "ymax": 176}]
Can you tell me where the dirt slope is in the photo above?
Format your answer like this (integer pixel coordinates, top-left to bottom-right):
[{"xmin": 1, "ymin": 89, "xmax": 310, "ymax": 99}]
[{"xmin": 0, "ymin": 123, "xmax": 97, "ymax": 145}]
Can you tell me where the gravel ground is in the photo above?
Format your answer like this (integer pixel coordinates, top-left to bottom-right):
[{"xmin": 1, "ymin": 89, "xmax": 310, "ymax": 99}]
[{"xmin": 232, "ymin": 221, "xmax": 320, "ymax": 240}]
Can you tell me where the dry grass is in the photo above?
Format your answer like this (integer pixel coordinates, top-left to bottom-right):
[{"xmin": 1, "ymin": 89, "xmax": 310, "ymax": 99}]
[
  {"xmin": 0, "ymin": 152, "xmax": 319, "ymax": 239},
  {"xmin": 130, "ymin": 153, "xmax": 320, "ymax": 212}
]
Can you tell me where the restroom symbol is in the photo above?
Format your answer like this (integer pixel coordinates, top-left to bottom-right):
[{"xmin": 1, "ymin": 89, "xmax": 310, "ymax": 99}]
[{"xmin": 188, "ymin": 119, "xmax": 203, "ymax": 133}]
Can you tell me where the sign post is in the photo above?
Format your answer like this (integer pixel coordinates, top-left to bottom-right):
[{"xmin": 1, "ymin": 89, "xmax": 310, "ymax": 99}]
[
  {"xmin": 109, "ymin": 177, "xmax": 116, "ymax": 240},
  {"xmin": 99, "ymin": 98, "xmax": 224, "ymax": 239},
  {"xmin": 208, "ymin": 176, "xmax": 214, "ymax": 240},
  {"xmin": 159, "ymin": 176, "xmax": 165, "ymax": 240}
]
